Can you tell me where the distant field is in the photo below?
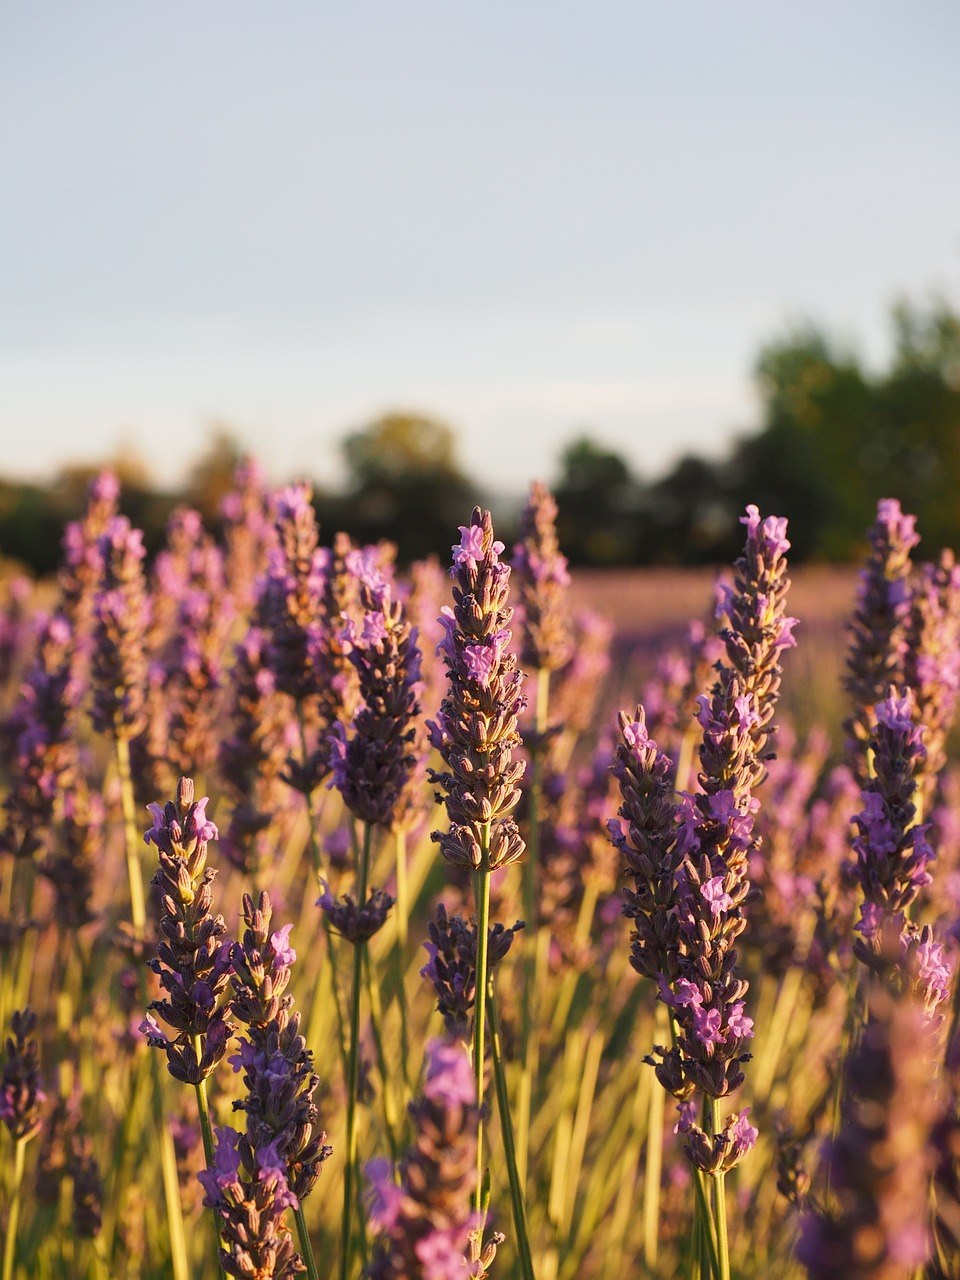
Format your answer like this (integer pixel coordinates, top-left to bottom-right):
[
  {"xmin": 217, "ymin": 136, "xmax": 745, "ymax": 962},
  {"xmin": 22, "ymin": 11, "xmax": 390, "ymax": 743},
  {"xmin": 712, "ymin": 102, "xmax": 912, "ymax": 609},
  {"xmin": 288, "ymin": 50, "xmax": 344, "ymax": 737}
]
[{"xmin": 570, "ymin": 566, "xmax": 857, "ymax": 737}]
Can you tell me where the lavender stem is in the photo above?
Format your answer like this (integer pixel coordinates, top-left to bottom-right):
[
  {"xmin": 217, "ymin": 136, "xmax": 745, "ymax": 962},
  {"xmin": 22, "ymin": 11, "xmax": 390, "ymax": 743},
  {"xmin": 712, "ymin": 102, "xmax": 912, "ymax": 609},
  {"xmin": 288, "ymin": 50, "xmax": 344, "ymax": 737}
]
[
  {"xmin": 1, "ymin": 1135, "xmax": 26, "ymax": 1280},
  {"xmin": 340, "ymin": 821, "xmax": 372, "ymax": 1280},
  {"xmin": 472, "ymin": 845, "xmax": 492, "ymax": 1219}
]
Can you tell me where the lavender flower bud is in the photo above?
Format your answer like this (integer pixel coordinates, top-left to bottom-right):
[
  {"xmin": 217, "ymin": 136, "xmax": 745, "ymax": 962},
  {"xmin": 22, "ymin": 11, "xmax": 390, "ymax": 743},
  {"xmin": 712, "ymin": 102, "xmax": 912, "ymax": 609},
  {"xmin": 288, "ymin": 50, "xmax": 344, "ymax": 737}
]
[
  {"xmin": 331, "ymin": 556, "xmax": 423, "ymax": 828},
  {"xmin": 229, "ymin": 892, "xmax": 332, "ymax": 1207},
  {"xmin": 851, "ymin": 688, "xmax": 934, "ymax": 926},
  {"xmin": 844, "ymin": 498, "xmax": 919, "ymax": 784},
  {"xmin": 198, "ymin": 1124, "xmax": 305, "ymax": 1279},
  {"xmin": 90, "ymin": 516, "xmax": 150, "ymax": 739},
  {"xmin": 367, "ymin": 1037, "xmax": 501, "ymax": 1280},
  {"xmin": 798, "ymin": 984, "xmax": 941, "ymax": 1278},
  {"xmin": 142, "ymin": 778, "xmax": 234, "ymax": 1085},
  {"xmin": 317, "ymin": 882, "xmax": 395, "ymax": 943},
  {"xmin": 511, "ymin": 479, "xmax": 572, "ymax": 672},
  {"xmin": 429, "ymin": 510, "xmax": 527, "ymax": 872},
  {"xmin": 420, "ymin": 903, "xmax": 525, "ymax": 1038},
  {"xmin": 0, "ymin": 1008, "xmax": 46, "ymax": 1141}
]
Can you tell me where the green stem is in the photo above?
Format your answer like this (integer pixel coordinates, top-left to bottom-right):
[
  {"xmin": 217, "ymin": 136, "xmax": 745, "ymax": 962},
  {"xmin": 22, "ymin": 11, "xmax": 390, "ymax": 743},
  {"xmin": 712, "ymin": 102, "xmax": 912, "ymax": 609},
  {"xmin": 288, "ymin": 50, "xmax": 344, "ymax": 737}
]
[
  {"xmin": 518, "ymin": 668, "xmax": 550, "ymax": 1187},
  {"xmin": 194, "ymin": 1071, "xmax": 228, "ymax": 1280},
  {"xmin": 692, "ymin": 1168, "xmax": 721, "ymax": 1280},
  {"xmin": 642, "ymin": 1031, "xmax": 666, "ymax": 1269},
  {"xmin": 115, "ymin": 732, "xmax": 145, "ymax": 935},
  {"xmin": 473, "ymin": 848, "xmax": 492, "ymax": 1218},
  {"xmin": 340, "ymin": 823, "xmax": 372, "ymax": 1280},
  {"xmin": 294, "ymin": 1205, "xmax": 321, "ymax": 1280},
  {"xmin": 115, "ymin": 730, "xmax": 188, "ymax": 1280},
  {"xmin": 363, "ymin": 948, "xmax": 400, "ymax": 1161},
  {"xmin": 392, "ymin": 827, "xmax": 412, "ymax": 1097},
  {"xmin": 705, "ymin": 1098, "xmax": 730, "ymax": 1280},
  {"xmin": 1, "ymin": 1136, "xmax": 27, "ymax": 1280},
  {"xmin": 487, "ymin": 982, "xmax": 537, "ymax": 1280}
]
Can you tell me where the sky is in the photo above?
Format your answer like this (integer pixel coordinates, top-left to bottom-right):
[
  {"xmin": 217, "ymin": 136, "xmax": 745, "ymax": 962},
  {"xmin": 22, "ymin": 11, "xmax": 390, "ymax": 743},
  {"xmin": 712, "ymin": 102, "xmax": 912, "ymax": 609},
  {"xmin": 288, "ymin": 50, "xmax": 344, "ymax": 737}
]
[{"xmin": 1, "ymin": 2, "xmax": 959, "ymax": 494}]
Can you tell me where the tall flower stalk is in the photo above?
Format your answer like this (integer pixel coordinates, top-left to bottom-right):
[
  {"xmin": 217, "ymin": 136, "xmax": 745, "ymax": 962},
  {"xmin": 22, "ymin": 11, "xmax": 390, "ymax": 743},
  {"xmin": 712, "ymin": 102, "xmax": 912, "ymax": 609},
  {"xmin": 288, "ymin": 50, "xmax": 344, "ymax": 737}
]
[
  {"xmin": 140, "ymin": 777, "xmax": 234, "ymax": 1277},
  {"xmin": 611, "ymin": 506, "xmax": 795, "ymax": 1280},
  {"xmin": 429, "ymin": 509, "xmax": 527, "ymax": 1227},
  {"xmin": 325, "ymin": 551, "xmax": 421, "ymax": 1280},
  {"xmin": 511, "ymin": 480, "xmax": 572, "ymax": 1189},
  {"xmin": 0, "ymin": 1008, "xmax": 46, "ymax": 1280}
]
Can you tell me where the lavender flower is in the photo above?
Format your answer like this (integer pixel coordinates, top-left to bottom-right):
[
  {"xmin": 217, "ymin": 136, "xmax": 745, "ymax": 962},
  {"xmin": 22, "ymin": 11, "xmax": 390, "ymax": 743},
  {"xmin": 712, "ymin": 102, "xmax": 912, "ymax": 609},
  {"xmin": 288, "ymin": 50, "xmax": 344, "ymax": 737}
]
[
  {"xmin": 198, "ymin": 1124, "xmax": 306, "ymax": 1279},
  {"xmin": 851, "ymin": 689, "xmax": 934, "ymax": 931},
  {"xmin": 58, "ymin": 469, "xmax": 120, "ymax": 650},
  {"xmin": 39, "ymin": 780, "xmax": 103, "ymax": 931},
  {"xmin": 0, "ymin": 1008, "xmax": 46, "ymax": 1141},
  {"xmin": 843, "ymin": 498, "xmax": 919, "ymax": 784},
  {"xmin": 0, "ymin": 611, "xmax": 81, "ymax": 860},
  {"xmin": 220, "ymin": 457, "xmax": 277, "ymax": 616},
  {"xmin": 429, "ymin": 510, "xmax": 527, "ymax": 873},
  {"xmin": 420, "ymin": 904, "xmax": 525, "ymax": 1039},
  {"xmin": 141, "ymin": 777, "xmax": 234, "ymax": 1085},
  {"xmin": 219, "ymin": 627, "xmax": 297, "ymax": 878},
  {"xmin": 317, "ymin": 881, "xmax": 395, "ymax": 943},
  {"xmin": 797, "ymin": 984, "xmax": 941, "ymax": 1279},
  {"xmin": 257, "ymin": 484, "xmax": 328, "ymax": 708},
  {"xmin": 229, "ymin": 891, "xmax": 331, "ymax": 1207},
  {"xmin": 331, "ymin": 553, "xmax": 423, "ymax": 829},
  {"xmin": 366, "ymin": 1037, "xmax": 502, "ymax": 1280},
  {"xmin": 905, "ymin": 549, "xmax": 960, "ymax": 811},
  {"xmin": 90, "ymin": 516, "xmax": 150, "ymax": 740},
  {"xmin": 511, "ymin": 480, "xmax": 572, "ymax": 673},
  {"xmin": 609, "ymin": 708, "xmax": 685, "ymax": 991}
]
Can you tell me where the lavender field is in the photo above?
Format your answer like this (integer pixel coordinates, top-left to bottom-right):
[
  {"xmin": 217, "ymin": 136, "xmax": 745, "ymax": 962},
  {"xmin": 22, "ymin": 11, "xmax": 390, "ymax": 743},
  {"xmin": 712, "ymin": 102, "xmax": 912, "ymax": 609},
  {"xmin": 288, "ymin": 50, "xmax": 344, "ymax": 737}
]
[{"xmin": 1, "ymin": 468, "xmax": 958, "ymax": 1280}]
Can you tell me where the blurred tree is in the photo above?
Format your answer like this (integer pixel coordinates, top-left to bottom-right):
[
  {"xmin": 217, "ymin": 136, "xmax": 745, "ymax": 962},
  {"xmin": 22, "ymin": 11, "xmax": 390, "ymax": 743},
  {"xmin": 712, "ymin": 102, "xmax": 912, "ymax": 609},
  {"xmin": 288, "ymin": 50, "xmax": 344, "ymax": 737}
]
[
  {"xmin": 553, "ymin": 435, "xmax": 648, "ymax": 565},
  {"xmin": 729, "ymin": 298, "xmax": 960, "ymax": 560},
  {"xmin": 337, "ymin": 412, "xmax": 475, "ymax": 562},
  {"xmin": 184, "ymin": 427, "xmax": 246, "ymax": 523}
]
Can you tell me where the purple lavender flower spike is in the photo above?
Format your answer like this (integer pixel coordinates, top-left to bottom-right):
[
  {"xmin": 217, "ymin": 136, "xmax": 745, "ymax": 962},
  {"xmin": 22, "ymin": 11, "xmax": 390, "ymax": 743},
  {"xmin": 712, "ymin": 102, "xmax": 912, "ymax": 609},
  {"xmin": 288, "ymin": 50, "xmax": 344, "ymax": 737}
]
[
  {"xmin": 90, "ymin": 516, "xmax": 150, "ymax": 740},
  {"xmin": 797, "ymin": 983, "xmax": 940, "ymax": 1279},
  {"xmin": 511, "ymin": 479, "xmax": 572, "ymax": 673},
  {"xmin": 331, "ymin": 559, "xmax": 423, "ymax": 830},
  {"xmin": 317, "ymin": 881, "xmax": 395, "ymax": 944},
  {"xmin": 421, "ymin": 903, "xmax": 525, "ymax": 1039},
  {"xmin": 142, "ymin": 777, "xmax": 234, "ymax": 1086},
  {"xmin": 229, "ymin": 891, "xmax": 331, "ymax": 1208},
  {"xmin": 0, "ymin": 1008, "xmax": 46, "ymax": 1141},
  {"xmin": 906, "ymin": 548, "xmax": 960, "ymax": 811},
  {"xmin": 198, "ymin": 1124, "xmax": 305, "ymax": 1279},
  {"xmin": 366, "ymin": 1037, "xmax": 502, "ymax": 1280},
  {"xmin": 843, "ymin": 497, "xmax": 920, "ymax": 785},
  {"xmin": 429, "ymin": 508, "xmax": 527, "ymax": 873}
]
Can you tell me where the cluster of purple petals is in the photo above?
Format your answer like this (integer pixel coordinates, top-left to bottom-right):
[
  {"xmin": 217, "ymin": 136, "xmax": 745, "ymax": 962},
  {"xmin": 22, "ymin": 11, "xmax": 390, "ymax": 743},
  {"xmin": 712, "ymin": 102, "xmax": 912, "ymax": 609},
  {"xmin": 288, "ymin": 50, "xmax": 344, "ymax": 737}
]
[
  {"xmin": 58, "ymin": 470, "xmax": 120, "ymax": 653},
  {"xmin": 198, "ymin": 1125, "xmax": 305, "ymax": 1280},
  {"xmin": 90, "ymin": 516, "xmax": 151, "ymax": 739},
  {"xmin": 220, "ymin": 457, "xmax": 277, "ymax": 614},
  {"xmin": 797, "ymin": 985, "xmax": 940, "ymax": 1279},
  {"xmin": 843, "ymin": 497, "xmax": 919, "ymax": 784},
  {"xmin": 366, "ymin": 1037, "xmax": 500, "ymax": 1280},
  {"xmin": 428, "ymin": 510, "xmax": 527, "ymax": 873},
  {"xmin": 140, "ymin": 778, "xmax": 234, "ymax": 1085},
  {"xmin": 611, "ymin": 506, "xmax": 794, "ymax": 1167},
  {"xmin": 218, "ymin": 627, "xmax": 297, "ymax": 876},
  {"xmin": 256, "ymin": 484, "xmax": 330, "ymax": 708},
  {"xmin": 228, "ymin": 892, "xmax": 331, "ymax": 1208},
  {"xmin": 906, "ymin": 549, "xmax": 960, "ymax": 808},
  {"xmin": 420, "ymin": 903, "xmax": 525, "ymax": 1038},
  {"xmin": 851, "ymin": 689, "xmax": 934, "ymax": 931},
  {"xmin": 317, "ymin": 880, "xmax": 395, "ymax": 943},
  {"xmin": 0, "ymin": 1007, "xmax": 47, "ymax": 1141},
  {"xmin": 330, "ymin": 553, "xmax": 424, "ymax": 829},
  {"xmin": 1, "ymin": 611, "xmax": 81, "ymax": 859},
  {"xmin": 511, "ymin": 479, "xmax": 572, "ymax": 672}
]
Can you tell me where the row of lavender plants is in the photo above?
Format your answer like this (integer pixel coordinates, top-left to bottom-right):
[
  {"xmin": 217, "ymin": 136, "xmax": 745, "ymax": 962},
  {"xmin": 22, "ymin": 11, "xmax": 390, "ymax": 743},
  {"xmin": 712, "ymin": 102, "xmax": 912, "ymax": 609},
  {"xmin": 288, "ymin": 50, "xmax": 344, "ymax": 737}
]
[{"xmin": 1, "ymin": 464, "xmax": 960, "ymax": 1279}]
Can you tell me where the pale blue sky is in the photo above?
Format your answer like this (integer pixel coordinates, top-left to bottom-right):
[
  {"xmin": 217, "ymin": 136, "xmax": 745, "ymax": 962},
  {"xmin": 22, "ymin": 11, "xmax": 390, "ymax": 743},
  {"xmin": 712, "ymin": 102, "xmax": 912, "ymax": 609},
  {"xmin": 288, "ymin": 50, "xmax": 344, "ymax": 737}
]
[{"xmin": 2, "ymin": 2, "xmax": 959, "ymax": 492}]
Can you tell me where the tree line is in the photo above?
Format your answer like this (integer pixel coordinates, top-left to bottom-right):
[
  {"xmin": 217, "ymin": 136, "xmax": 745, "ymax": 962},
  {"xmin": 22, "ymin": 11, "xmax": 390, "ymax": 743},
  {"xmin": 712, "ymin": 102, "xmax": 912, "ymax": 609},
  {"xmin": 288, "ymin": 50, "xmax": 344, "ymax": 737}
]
[{"xmin": 2, "ymin": 295, "xmax": 959, "ymax": 575}]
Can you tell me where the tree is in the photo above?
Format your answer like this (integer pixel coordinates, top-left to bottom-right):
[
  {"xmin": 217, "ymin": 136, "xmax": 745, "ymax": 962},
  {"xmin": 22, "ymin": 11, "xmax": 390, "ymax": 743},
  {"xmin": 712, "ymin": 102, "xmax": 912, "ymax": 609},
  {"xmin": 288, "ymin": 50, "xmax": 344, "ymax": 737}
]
[{"xmin": 337, "ymin": 412, "xmax": 475, "ymax": 562}]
